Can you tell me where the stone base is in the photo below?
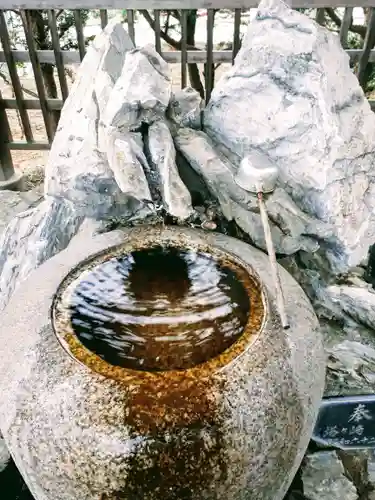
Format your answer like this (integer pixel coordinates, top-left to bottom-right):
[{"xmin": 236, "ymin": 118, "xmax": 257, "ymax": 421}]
[{"xmin": 0, "ymin": 173, "xmax": 25, "ymax": 192}]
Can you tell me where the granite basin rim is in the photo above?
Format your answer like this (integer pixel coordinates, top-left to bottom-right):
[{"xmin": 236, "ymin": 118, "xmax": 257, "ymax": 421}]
[{"xmin": 52, "ymin": 226, "xmax": 268, "ymax": 382}]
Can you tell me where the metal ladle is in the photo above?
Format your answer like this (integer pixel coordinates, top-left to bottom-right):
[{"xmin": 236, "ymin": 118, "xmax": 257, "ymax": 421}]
[{"xmin": 235, "ymin": 154, "xmax": 289, "ymax": 329}]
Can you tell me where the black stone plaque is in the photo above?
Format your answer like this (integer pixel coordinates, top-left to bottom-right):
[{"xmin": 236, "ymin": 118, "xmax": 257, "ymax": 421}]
[{"xmin": 312, "ymin": 394, "xmax": 375, "ymax": 449}]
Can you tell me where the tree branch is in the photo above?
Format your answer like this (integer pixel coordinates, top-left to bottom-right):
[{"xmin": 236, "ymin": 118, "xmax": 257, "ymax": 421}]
[
  {"xmin": 172, "ymin": 10, "xmax": 181, "ymax": 22},
  {"xmin": 58, "ymin": 12, "xmax": 79, "ymax": 40},
  {"xmin": 166, "ymin": 12, "xmax": 171, "ymax": 30},
  {"xmin": 140, "ymin": 10, "xmax": 198, "ymax": 51},
  {"xmin": 0, "ymin": 70, "xmax": 38, "ymax": 98},
  {"xmin": 325, "ymin": 8, "xmax": 367, "ymax": 38}
]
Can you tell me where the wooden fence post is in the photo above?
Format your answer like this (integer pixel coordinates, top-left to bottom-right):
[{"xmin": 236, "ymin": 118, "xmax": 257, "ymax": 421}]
[
  {"xmin": 0, "ymin": 90, "xmax": 14, "ymax": 181},
  {"xmin": 0, "ymin": 91, "xmax": 24, "ymax": 190},
  {"xmin": 358, "ymin": 8, "xmax": 375, "ymax": 90}
]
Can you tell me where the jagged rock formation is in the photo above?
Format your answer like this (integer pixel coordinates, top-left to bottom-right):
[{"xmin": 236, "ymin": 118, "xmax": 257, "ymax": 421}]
[{"xmin": 204, "ymin": 0, "xmax": 375, "ymax": 273}]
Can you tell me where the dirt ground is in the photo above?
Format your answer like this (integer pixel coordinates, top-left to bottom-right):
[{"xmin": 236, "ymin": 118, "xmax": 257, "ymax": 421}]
[{"xmin": 1, "ymin": 61, "xmax": 231, "ymax": 188}]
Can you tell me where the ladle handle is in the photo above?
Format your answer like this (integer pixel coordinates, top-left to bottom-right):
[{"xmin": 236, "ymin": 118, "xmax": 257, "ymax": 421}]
[{"xmin": 258, "ymin": 193, "xmax": 289, "ymax": 329}]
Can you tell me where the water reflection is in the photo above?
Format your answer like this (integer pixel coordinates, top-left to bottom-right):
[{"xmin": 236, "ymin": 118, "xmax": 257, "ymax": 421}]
[{"xmin": 69, "ymin": 246, "xmax": 250, "ymax": 371}]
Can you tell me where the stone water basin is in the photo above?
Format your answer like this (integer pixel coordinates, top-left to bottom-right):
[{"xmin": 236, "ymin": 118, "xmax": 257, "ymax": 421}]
[{"xmin": 0, "ymin": 226, "xmax": 325, "ymax": 499}]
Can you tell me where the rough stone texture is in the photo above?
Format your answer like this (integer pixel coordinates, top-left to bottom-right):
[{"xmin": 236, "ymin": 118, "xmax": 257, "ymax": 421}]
[
  {"xmin": 325, "ymin": 284, "xmax": 375, "ymax": 331},
  {"xmin": 279, "ymin": 254, "xmax": 375, "ymax": 398},
  {"xmin": 302, "ymin": 452, "xmax": 358, "ymax": 500},
  {"xmin": 0, "ymin": 187, "xmax": 43, "ymax": 238},
  {"xmin": 325, "ymin": 340, "xmax": 375, "ymax": 397},
  {"xmin": 43, "ymin": 25, "xmax": 185, "ymax": 224},
  {"xmin": 204, "ymin": 0, "xmax": 375, "ymax": 272},
  {"xmin": 102, "ymin": 44, "xmax": 171, "ymax": 131},
  {"xmin": 43, "ymin": 25, "xmax": 190, "ymax": 224},
  {"xmin": 148, "ymin": 120, "xmax": 193, "ymax": 218},
  {"xmin": 0, "ymin": 227, "xmax": 325, "ymax": 500},
  {"xmin": 23, "ymin": 164, "xmax": 45, "ymax": 191},
  {"xmin": 337, "ymin": 449, "xmax": 371, "ymax": 498},
  {"xmin": 174, "ymin": 128, "xmax": 332, "ymax": 254},
  {"xmin": 0, "ymin": 198, "xmax": 83, "ymax": 312},
  {"xmin": 167, "ymin": 87, "xmax": 203, "ymax": 130},
  {"xmin": 368, "ymin": 451, "xmax": 375, "ymax": 485},
  {"xmin": 44, "ymin": 21, "xmax": 141, "ymax": 221},
  {"xmin": 104, "ymin": 128, "xmax": 153, "ymax": 212}
]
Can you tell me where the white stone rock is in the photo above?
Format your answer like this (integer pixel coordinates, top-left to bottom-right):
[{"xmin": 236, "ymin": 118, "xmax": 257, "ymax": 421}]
[
  {"xmin": 45, "ymin": 21, "xmax": 140, "ymax": 220},
  {"xmin": 204, "ymin": 0, "xmax": 375, "ymax": 272},
  {"xmin": 0, "ymin": 198, "xmax": 82, "ymax": 311},
  {"xmin": 325, "ymin": 340, "xmax": 375, "ymax": 396},
  {"xmin": 174, "ymin": 127, "xmax": 332, "ymax": 254},
  {"xmin": 0, "ymin": 188, "xmax": 43, "ymax": 238},
  {"xmin": 327, "ymin": 340, "xmax": 375, "ymax": 377},
  {"xmin": 62, "ymin": 19, "xmax": 133, "ymax": 122},
  {"xmin": 167, "ymin": 87, "xmax": 203, "ymax": 130},
  {"xmin": 44, "ymin": 21, "xmax": 191, "ymax": 224},
  {"xmin": 105, "ymin": 128, "xmax": 152, "ymax": 207},
  {"xmin": 303, "ymin": 452, "xmax": 358, "ymax": 500},
  {"xmin": 326, "ymin": 284, "xmax": 375, "ymax": 331},
  {"xmin": 102, "ymin": 44, "xmax": 172, "ymax": 131},
  {"xmin": 148, "ymin": 120, "xmax": 193, "ymax": 219},
  {"xmin": 368, "ymin": 450, "xmax": 375, "ymax": 486}
]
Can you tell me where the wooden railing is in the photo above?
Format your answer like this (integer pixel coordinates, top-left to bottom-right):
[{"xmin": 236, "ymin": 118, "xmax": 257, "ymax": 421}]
[{"xmin": 1, "ymin": 1, "xmax": 375, "ymax": 182}]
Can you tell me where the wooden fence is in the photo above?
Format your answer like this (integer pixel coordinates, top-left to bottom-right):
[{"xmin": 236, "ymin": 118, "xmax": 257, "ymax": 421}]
[{"xmin": 1, "ymin": 2, "xmax": 375, "ymax": 183}]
